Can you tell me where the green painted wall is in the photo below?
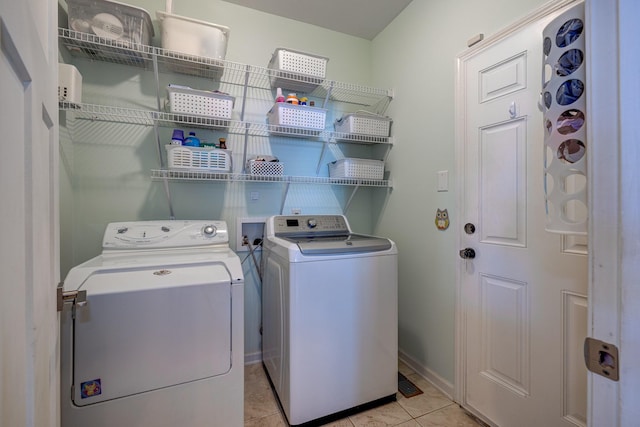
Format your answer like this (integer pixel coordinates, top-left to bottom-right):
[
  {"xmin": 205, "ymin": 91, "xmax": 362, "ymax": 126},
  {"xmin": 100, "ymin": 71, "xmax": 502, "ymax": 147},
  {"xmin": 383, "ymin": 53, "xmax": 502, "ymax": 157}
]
[
  {"xmin": 371, "ymin": 0, "xmax": 549, "ymax": 385},
  {"xmin": 59, "ymin": 0, "xmax": 550, "ymax": 380},
  {"xmin": 58, "ymin": 0, "xmax": 376, "ymax": 361}
]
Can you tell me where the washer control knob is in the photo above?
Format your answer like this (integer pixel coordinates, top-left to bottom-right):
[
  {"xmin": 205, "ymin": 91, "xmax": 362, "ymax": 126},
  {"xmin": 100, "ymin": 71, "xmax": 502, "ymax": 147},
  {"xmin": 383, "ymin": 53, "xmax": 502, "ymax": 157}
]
[
  {"xmin": 203, "ymin": 225, "xmax": 217, "ymax": 237},
  {"xmin": 307, "ymin": 218, "xmax": 317, "ymax": 229}
]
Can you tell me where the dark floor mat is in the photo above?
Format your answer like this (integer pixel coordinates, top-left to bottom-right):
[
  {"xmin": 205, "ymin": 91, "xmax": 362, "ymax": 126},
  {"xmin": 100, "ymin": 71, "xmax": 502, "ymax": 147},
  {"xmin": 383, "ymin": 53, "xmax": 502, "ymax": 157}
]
[{"xmin": 398, "ymin": 372, "xmax": 423, "ymax": 398}]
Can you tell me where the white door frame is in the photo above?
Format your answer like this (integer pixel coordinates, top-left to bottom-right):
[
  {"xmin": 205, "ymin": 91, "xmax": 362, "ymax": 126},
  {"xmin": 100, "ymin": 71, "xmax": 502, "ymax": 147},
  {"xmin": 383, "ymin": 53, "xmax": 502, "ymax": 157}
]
[
  {"xmin": 585, "ymin": 0, "xmax": 640, "ymax": 425},
  {"xmin": 455, "ymin": 0, "xmax": 640, "ymax": 425}
]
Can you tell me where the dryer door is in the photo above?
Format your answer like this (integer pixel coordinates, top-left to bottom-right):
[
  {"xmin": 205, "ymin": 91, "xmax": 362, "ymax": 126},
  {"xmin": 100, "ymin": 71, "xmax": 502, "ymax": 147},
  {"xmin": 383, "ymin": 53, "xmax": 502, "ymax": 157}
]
[{"xmin": 71, "ymin": 262, "xmax": 232, "ymax": 406}]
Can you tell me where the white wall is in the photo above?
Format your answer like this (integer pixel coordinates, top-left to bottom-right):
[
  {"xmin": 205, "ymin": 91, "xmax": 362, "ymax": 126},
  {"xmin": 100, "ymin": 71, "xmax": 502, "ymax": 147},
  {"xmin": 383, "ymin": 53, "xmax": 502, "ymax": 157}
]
[{"xmin": 371, "ymin": 0, "xmax": 549, "ymax": 387}]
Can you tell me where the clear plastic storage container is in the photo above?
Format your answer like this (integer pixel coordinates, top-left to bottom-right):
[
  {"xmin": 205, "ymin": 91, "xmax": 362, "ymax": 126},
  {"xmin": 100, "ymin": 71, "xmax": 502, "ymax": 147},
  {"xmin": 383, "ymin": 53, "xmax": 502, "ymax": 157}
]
[{"xmin": 66, "ymin": 0, "xmax": 153, "ymax": 46}]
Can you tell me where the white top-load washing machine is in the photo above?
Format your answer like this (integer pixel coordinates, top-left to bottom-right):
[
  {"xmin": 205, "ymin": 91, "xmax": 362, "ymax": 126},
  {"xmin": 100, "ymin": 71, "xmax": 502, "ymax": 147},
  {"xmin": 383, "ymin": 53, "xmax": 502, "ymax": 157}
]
[
  {"xmin": 60, "ymin": 220, "xmax": 244, "ymax": 427},
  {"xmin": 262, "ymin": 215, "xmax": 398, "ymax": 426}
]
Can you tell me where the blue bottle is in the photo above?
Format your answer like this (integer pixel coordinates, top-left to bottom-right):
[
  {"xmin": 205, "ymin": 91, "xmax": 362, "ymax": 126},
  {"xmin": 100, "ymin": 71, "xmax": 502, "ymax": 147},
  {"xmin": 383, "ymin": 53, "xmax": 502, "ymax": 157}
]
[{"xmin": 183, "ymin": 132, "xmax": 200, "ymax": 147}]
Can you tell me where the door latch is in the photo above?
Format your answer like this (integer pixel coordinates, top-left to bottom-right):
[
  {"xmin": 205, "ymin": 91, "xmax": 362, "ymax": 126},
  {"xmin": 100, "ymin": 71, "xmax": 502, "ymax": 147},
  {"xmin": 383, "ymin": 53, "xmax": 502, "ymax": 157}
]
[
  {"xmin": 584, "ymin": 337, "xmax": 619, "ymax": 381},
  {"xmin": 56, "ymin": 282, "xmax": 87, "ymax": 312},
  {"xmin": 459, "ymin": 248, "xmax": 476, "ymax": 259}
]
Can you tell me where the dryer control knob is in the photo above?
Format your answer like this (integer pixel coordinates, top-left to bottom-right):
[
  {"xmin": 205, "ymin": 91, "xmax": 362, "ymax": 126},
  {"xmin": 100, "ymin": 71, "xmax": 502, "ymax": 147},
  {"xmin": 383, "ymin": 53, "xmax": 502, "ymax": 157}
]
[
  {"xmin": 203, "ymin": 225, "xmax": 217, "ymax": 237},
  {"xmin": 307, "ymin": 218, "xmax": 317, "ymax": 228}
]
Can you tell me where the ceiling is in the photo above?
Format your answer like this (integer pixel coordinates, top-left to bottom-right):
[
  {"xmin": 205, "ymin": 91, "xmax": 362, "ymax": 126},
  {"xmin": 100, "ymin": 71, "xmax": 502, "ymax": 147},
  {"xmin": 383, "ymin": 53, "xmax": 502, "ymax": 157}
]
[{"xmin": 220, "ymin": 0, "xmax": 413, "ymax": 40}]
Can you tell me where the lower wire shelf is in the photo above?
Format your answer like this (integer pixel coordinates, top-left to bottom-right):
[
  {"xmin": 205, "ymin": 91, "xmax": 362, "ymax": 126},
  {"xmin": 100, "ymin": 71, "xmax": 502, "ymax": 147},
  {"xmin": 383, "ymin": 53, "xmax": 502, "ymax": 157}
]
[{"xmin": 150, "ymin": 169, "xmax": 392, "ymax": 187}]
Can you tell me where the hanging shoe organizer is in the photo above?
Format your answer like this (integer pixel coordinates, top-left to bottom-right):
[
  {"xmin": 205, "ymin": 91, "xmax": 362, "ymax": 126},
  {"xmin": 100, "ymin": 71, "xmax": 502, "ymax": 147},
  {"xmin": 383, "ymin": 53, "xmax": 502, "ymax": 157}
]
[{"xmin": 541, "ymin": 2, "xmax": 587, "ymax": 235}]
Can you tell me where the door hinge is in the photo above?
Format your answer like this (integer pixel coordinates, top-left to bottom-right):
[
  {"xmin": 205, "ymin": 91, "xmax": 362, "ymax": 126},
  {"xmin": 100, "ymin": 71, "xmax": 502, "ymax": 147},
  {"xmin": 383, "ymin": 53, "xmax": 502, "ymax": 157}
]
[
  {"xmin": 584, "ymin": 337, "xmax": 619, "ymax": 381},
  {"xmin": 56, "ymin": 282, "xmax": 87, "ymax": 312}
]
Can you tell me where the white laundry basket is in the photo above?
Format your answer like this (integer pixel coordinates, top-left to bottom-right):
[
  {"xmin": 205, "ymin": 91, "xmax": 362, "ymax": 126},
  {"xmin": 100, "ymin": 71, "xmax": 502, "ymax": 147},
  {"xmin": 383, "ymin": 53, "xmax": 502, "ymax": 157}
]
[
  {"xmin": 334, "ymin": 112, "xmax": 392, "ymax": 137},
  {"xmin": 267, "ymin": 103, "xmax": 326, "ymax": 136},
  {"xmin": 328, "ymin": 158, "xmax": 384, "ymax": 180},
  {"xmin": 268, "ymin": 48, "xmax": 328, "ymax": 93},
  {"xmin": 165, "ymin": 145, "xmax": 231, "ymax": 172}
]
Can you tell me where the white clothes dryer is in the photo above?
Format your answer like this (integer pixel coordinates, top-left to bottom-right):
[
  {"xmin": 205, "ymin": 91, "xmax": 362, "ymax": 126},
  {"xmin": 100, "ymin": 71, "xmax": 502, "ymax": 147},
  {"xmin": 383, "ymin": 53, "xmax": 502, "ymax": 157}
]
[
  {"xmin": 262, "ymin": 215, "xmax": 398, "ymax": 426},
  {"xmin": 60, "ymin": 220, "xmax": 244, "ymax": 427}
]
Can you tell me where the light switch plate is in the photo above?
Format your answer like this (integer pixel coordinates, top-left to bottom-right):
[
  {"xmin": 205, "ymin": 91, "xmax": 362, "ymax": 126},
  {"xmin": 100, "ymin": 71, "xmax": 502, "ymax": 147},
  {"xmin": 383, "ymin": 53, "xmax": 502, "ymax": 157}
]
[{"xmin": 437, "ymin": 170, "xmax": 449, "ymax": 192}]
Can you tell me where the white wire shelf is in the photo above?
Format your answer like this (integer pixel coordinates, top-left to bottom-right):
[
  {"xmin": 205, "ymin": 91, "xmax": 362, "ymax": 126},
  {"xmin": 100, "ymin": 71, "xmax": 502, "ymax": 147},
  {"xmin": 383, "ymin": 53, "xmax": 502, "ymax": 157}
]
[
  {"xmin": 150, "ymin": 169, "xmax": 392, "ymax": 187},
  {"xmin": 59, "ymin": 102, "xmax": 394, "ymax": 145},
  {"xmin": 58, "ymin": 28, "xmax": 393, "ymax": 109}
]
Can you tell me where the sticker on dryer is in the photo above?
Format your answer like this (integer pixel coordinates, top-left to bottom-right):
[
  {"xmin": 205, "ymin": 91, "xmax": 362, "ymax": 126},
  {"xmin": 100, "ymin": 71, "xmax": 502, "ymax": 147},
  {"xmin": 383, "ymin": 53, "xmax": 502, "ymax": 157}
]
[{"xmin": 80, "ymin": 379, "xmax": 102, "ymax": 398}]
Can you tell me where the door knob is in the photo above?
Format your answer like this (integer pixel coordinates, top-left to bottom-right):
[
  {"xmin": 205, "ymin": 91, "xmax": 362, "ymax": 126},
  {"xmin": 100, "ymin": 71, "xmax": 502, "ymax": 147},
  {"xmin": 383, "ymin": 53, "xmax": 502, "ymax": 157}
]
[{"xmin": 459, "ymin": 248, "xmax": 476, "ymax": 259}]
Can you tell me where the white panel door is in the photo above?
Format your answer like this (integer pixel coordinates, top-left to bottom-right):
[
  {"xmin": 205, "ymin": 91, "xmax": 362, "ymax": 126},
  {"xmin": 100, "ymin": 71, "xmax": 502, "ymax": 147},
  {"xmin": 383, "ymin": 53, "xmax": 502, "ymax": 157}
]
[
  {"xmin": 459, "ymin": 5, "xmax": 588, "ymax": 426},
  {"xmin": 0, "ymin": 0, "xmax": 59, "ymax": 426}
]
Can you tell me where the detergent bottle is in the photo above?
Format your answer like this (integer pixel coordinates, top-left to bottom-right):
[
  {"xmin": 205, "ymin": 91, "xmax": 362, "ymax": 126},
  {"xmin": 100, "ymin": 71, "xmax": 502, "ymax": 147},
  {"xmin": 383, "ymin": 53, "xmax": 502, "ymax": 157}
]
[{"xmin": 184, "ymin": 132, "xmax": 200, "ymax": 147}]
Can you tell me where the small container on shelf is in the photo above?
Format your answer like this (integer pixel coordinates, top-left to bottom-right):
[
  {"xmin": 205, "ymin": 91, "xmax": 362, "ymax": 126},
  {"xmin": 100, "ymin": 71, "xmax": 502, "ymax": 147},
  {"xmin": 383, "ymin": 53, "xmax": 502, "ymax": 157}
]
[
  {"xmin": 58, "ymin": 63, "xmax": 83, "ymax": 105},
  {"xmin": 334, "ymin": 111, "xmax": 392, "ymax": 137},
  {"xmin": 328, "ymin": 158, "xmax": 385, "ymax": 180},
  {"xmin": 170, "ymin": 129, "xmax": 184, "ymax": 145},
  {"xmin": 268, "ymin": 48, "xmax": 328, "ymax": 93},
  {"xmin": 267, "ymin": 103, "xmax": 327, "ymax": 136},
  {"xmin": 166, "ymin": 84, "xmax": 235, "ymax": 128},
  {"xmin": 247, "ymin": 158, "xmax": 284, "ymax": 176},
  {"xmin": 165, "ymin": 145, "xmax": 231, "ymax": 172}
]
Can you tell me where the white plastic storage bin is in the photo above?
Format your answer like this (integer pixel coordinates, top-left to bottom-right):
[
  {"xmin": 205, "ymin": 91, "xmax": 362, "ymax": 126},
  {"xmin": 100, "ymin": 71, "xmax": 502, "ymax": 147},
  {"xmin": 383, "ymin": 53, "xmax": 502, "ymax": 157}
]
[
  {"xmin": 58, "ymin": 63, "xmax": 82, "ymax": 104},
  {"xmin": 66, "ymin": 0, "xmax": 153, "ymax": 45},
  {"xmin": 166, "ymin": 85, "xmax": 234, "ymax": 120},
  {"xmin": 328, "ymin": 158, "xmax": 384, "ymax": 180},
  {"xmin": 165, "ymin": 145, "xmax": 231, "ymax": 172},
  {"xmin": 267, "ymin": 103, "xmax": 326, "ymax": 135},
  {"xmin": 156, "ymin": 11, "xmax": 230, "ymax": 60},
  {"xmin": 247, "ymin": 160, "xmax": 284, "ymax": 176},
  {"xmin": 268, "ymin": 48, "xmax": 328, "ymax": 93},
  {"xmin": 334, "ymin": 112, "xmax": 392, "ymax": 137}
]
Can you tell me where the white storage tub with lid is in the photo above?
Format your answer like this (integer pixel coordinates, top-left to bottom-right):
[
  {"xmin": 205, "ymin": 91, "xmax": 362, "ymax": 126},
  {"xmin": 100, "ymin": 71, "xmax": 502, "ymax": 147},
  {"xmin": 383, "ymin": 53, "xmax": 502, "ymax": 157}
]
[
  {"xmin": 66, "ymin": 0, "xmax": 154, "ymax": 45},
  {"xmin": 156, "ymin": 11, "xmax": 230, "ymax": 60}
]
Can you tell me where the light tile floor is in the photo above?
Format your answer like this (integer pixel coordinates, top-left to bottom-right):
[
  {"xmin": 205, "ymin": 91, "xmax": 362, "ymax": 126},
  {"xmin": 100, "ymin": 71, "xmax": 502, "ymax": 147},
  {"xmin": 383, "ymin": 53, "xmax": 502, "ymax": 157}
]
[{"xmin": 244, "ymin": 362, "xmax": 483, "ymax": 427}]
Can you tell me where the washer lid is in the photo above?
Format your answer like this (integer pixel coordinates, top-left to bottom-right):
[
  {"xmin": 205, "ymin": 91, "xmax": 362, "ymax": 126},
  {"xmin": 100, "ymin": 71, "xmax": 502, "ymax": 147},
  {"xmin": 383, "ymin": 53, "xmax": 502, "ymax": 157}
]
[{"xmin": 283, "ymin": 233, "xmax": 392, "ymax": 255}]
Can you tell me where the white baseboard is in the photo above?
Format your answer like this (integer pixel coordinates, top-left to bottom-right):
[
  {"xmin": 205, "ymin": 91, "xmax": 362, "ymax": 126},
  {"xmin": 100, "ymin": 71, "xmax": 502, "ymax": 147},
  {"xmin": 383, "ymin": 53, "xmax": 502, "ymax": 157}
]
[
  {"xmin": 244, "ymin": 351, "xmax": 263, "ymax": 365},
  {"xmin": 398, "ymin": 349, "xmax": 455, "ymax": 400},
  {"xmin": 244, "ymin": 349, "xmax": 455, "ymax": 401}
]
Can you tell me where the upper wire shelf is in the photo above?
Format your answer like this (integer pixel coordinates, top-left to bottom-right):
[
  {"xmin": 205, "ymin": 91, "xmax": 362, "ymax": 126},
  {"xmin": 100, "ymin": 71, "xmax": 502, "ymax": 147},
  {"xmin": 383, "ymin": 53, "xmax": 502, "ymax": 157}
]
[
  {"xmin": 58, "ymin": 28, "xmax": 393, "ymax": 109},
  {"xmin": 59, "ymin": 102, "xmax": 394, "ymax": 145}
]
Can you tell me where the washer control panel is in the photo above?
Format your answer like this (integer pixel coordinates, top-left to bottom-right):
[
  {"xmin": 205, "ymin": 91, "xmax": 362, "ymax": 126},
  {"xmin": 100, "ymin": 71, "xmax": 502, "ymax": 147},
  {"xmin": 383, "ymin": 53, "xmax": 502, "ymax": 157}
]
[
  {"xmin": 272, "ymin": 215, "xmax": 350, "ymax": 236},
  {"xmin": 102, "ymin": 220, "xmax": 228, "ymax": 249}
]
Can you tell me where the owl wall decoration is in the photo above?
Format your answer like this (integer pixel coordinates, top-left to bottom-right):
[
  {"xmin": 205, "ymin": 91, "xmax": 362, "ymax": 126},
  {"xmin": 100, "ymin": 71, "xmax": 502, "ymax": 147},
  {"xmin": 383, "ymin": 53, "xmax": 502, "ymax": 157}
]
[{"xmin": 435, "ymin": 208, "xmax": 450, "ymax": 230}]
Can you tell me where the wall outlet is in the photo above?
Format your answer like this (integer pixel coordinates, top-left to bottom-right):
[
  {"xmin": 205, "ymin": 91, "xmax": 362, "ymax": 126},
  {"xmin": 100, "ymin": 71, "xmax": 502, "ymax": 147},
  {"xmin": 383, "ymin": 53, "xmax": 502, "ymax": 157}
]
[
  {"xmin": 236, "ymin": 217, "xmax": 266, "ymax": 252},
  {"xmin": 291, "ymin": 208, "xmax": 301, "ymax": 215}
]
